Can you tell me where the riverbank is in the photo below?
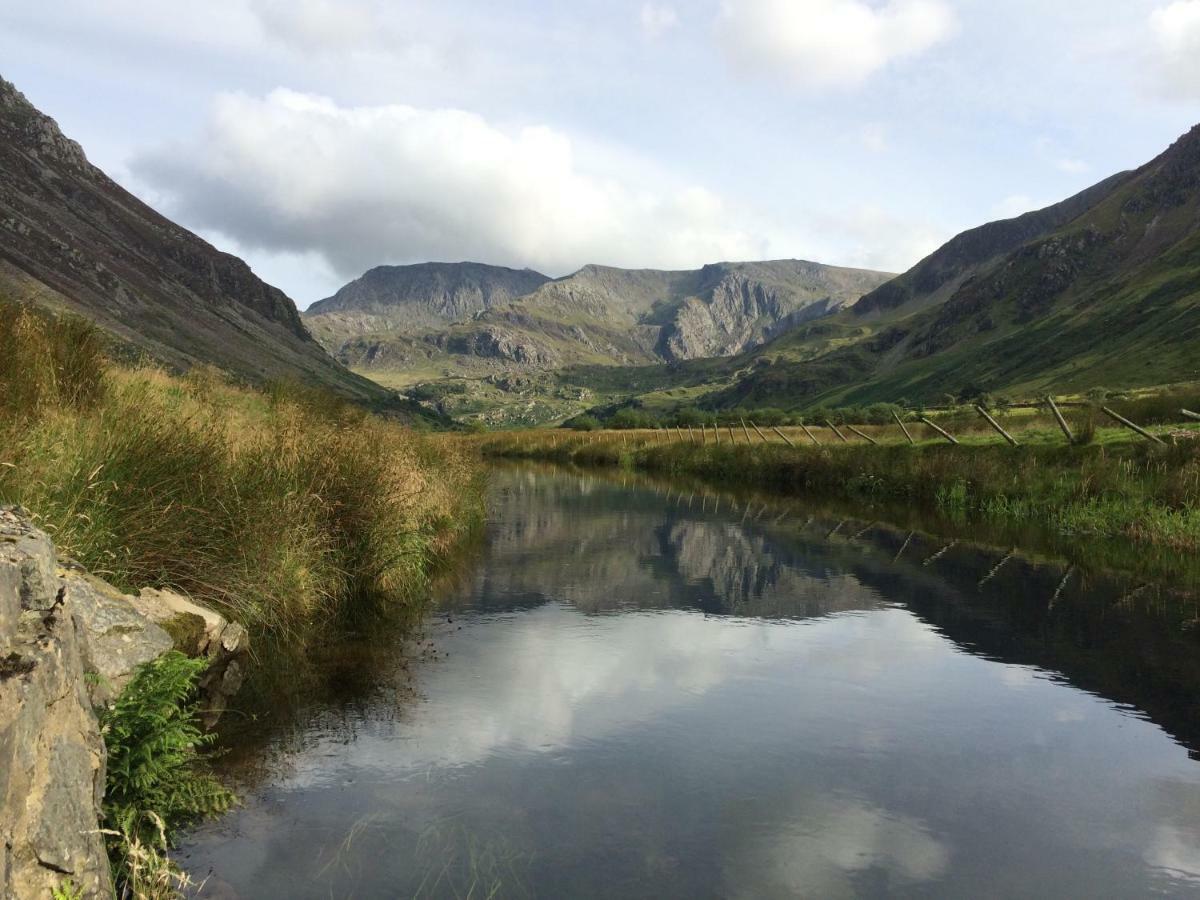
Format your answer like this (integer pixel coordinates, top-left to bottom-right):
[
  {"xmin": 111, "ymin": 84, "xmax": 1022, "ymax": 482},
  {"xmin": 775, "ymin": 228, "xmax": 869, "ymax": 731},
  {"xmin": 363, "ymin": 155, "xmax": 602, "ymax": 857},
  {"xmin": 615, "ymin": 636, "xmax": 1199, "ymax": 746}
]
[
  {"xmin": 480, "ymin": 430, "xmax": 1200, "ymax": 552},
  {"xmin": 0, "ymin": 303, "xmax": 486, "ymax": 897}
]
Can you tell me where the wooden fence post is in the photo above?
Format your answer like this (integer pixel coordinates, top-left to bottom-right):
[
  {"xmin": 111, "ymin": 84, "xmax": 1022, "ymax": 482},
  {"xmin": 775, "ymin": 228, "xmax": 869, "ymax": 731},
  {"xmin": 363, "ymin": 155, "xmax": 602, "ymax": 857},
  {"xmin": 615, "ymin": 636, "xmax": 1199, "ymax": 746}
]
[
  {"xmin": 798, "ymin": 421, "xmax": 822, "ymax": 446},
  {"xmin": 1047, "ymin": 396, "xmax": 1073, "ymax": 443},
  {"xmin": 740, "ymin": 418, "xmax": 754, "ymax": 445},
  {"xmin": 846, "ymin": 424, "xmax": 878, "ymax": 446},
  {"xmin": 893, "ymin": 410, "xmax": 915, "ymax": 445},
  {"xmin": 772, "ymin": 426, "xmax": 796, "ymax": 447},
  {"xmin": 727, "ymin": 425, "xmax": 737, "ymax": 444},
  {"xmin": 825, "ymin": 420, "xmax": 849, "ymax": 443},
  {"xmin": 919, "ymin": 416, "xmax": 960, "ymax": 445},
  {"xmin": 1101, "ymin": 406, "xmax": 1165, "ymax": 445},
  {"xmin": 713, "ymin": 422, "xmax": 721, "ymax": 445},
  {"xmin": 976, "ymin": 405, "xmax": 1019, "ymax": 447},
  {"xmin": 749, "ymin": 420, "xmax": 770, "ymax": 443},
  {"xmin": 687, "ymin": 425, "xmax": 696, "ymax": 444}
]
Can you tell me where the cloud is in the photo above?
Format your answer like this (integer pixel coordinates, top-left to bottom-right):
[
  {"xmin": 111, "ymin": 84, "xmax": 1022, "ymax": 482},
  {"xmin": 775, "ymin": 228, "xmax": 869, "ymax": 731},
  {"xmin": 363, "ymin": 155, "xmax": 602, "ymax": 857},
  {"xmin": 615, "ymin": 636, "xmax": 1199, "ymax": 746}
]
[
  {"xmin": 1035, "ymin": 137, "xmax": 1090, "ymax": 176},
  {"xmin": 1149, "ymin": 1, "xmax": 1200, "ymax": 99},
  {"xmin": 134, "ymin": 89, "xmax": 771, "ymax": 279},
  {"xmin": 811, "ymin": 205, "xmax": 946, "ymax": 273},
  {"xmin": 246, "ymin": 0, "xmax": 384, "ymax": 53},
  {"xmin": 860, "ymin": 123, "xmax": 889, "ymax": 153},
  {"xmin": 716, "ymin": 0, "xmax": 957, "ymax": 90},
  {"xmin": 992, "ymin": 194, "xmax": 1037, "ymax": 219},
  {"xmin": 640, "ymin": 3, "xmax": 679, "ymax": 38}
]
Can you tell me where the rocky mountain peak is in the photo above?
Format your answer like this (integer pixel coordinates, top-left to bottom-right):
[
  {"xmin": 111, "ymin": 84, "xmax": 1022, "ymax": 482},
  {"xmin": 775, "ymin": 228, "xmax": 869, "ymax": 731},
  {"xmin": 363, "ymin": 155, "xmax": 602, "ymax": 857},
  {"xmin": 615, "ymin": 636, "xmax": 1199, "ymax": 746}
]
[{"xmin": 0, "ymin": 78, "xmax": 91, "ymax": 171}]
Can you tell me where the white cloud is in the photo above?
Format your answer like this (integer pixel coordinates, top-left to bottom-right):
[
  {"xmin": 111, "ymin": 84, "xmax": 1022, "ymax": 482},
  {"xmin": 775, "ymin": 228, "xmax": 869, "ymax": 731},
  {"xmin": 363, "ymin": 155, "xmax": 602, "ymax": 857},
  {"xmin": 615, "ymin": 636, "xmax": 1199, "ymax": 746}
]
[
  {"xmin": 1035, "ymin": 137, "xmax": 1090, "ymax": 176},
  {"xmin": 640, "ymin": 3, "xmax": 679, "ymax": 38},
  {"xmin": 247, "ymin": 0, "xmax": 383, "ymax": 53},
  {"xmin": 1150, "ymin": 1, "xmax": 1200, "ymax": 99},
  {"xmin": 860, "ymin": 123, "xmax": 889, "ymax": 153},
  {"xmin": 134, "ymin": 89, "xmax": 771, "ymax": 279},
  {"xmin": 716, "ymin": 0, "xmax": 957, "ymax": 90},
  {"xmin": 992, "ymin": 194, "xmax": 1037, "ymax": 219},
  {"xmin": 813, "ymin": 205, "xmax": 946, "ymax": 273}
]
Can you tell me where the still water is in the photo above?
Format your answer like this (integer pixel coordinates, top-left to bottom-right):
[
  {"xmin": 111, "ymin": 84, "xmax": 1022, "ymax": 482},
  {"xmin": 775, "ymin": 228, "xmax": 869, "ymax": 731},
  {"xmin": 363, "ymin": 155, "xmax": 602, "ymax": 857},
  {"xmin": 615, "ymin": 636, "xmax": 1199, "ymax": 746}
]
[{"xmin": 182, "ymin": 465, "xmax": 1200, "ymax": 898}]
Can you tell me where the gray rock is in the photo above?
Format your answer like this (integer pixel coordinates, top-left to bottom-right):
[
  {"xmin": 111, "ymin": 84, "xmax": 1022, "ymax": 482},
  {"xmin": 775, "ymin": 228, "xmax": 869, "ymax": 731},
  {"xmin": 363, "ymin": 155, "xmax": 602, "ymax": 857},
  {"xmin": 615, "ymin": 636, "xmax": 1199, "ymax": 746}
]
[
  {"xmin": 0, "ymin": 518, "xmax": 113, "ymax": 900},
  {"xmin": 63, "ymin": 571, "xmax": 174, "ymax": 706}
]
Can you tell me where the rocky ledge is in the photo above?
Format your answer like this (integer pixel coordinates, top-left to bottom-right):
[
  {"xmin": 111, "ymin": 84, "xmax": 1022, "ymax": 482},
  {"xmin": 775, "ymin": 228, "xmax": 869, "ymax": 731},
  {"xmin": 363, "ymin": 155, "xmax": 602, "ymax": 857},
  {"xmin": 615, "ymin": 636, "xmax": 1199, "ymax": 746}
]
[{"xmin": 0, "ymin": 508, "xmax": 247, "ymax": 899}]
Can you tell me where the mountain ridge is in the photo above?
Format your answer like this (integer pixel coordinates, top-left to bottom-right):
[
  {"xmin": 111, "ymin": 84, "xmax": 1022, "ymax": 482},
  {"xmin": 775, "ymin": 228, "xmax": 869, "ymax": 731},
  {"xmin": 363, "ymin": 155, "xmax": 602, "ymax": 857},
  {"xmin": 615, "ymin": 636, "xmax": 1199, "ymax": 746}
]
[
  {"xmin": 626, "ymin": 120, "xmax": 1200, "ymax": 414},
  {"xmin": 304, "ymin": 258, "xmax": 895, "ymax": 382},
  {"xmin": 0, "ymin": 75, "xmax": 416, "ymax": 413}
]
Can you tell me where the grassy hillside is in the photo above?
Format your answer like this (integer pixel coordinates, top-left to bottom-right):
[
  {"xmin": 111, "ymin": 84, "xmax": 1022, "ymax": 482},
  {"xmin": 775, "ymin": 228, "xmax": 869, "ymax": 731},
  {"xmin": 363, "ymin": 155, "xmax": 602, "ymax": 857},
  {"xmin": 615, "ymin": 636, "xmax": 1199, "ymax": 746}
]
[{"xmin": 588, "ymin": 123, "xmax": 1200, "ymax": 419}]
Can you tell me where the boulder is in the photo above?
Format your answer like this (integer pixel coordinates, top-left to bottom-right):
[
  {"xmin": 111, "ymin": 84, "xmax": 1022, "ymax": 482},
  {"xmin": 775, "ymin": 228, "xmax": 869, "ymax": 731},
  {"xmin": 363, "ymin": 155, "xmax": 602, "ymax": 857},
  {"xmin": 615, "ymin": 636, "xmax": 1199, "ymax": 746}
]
[
  {"xmin": 1, "ymin": 513, "xmax": 113, "ymax": 900},
  {"xmin": 129, "ymin": 588, "xmax": 249, "ymax": 728},
  {"xmin": 61, "ymin": 569, "xmax": 174, "ymax": 706}
]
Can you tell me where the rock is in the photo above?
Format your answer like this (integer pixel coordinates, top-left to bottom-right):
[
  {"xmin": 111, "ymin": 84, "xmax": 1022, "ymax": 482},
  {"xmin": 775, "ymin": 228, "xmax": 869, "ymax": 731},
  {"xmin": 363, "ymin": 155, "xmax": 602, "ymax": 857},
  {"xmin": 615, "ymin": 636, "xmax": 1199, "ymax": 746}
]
[
  {"xmin": 0, "ymin": 507, "xmax": 59, "ymax": 614},
  {"xmin": 62, "ymin": 570, "xmax": 174, "ymax": 706},
  {"xmin": 1, "ymin": 510, "xmax": 253, "ymax": 898},
  {"xmin": 0, "ymin": 514, "xmax": 113, "ymax": 900},
  {"xmin": 130, "ymin": 588, "xmax": 249, "ymax": 730}
]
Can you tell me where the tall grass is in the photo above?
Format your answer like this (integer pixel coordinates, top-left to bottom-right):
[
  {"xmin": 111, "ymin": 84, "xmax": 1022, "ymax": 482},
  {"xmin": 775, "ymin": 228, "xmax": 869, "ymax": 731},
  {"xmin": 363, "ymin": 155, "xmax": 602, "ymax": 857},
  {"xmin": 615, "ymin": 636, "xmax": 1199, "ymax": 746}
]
[
  {"xmin": 482, "ymin": 434, "xmax": 1200, "ymax": 551},
  {"xmin": 0, "ymin": 302, "xmax": 484, "ymax": 640}
]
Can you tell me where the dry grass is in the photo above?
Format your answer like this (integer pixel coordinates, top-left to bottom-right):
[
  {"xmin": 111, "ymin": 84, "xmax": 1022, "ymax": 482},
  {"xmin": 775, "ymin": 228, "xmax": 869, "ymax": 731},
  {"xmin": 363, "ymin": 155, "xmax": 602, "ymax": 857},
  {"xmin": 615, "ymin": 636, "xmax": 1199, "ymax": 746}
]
[
  {"xmin": 479, "ymin": 426, "xmax": 1200, "ymax": 550},
  {"xmin": 0, "ymin": 303, "xmax": 484, "ymax": 641}
]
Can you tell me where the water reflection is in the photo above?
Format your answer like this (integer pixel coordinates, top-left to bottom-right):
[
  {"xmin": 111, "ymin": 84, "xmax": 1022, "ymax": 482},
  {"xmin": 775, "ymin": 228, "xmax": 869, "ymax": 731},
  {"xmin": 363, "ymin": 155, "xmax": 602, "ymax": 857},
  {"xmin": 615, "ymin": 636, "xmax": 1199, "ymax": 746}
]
[{"xmin": 182, "ymin": 466, "xmax": 1200, "ymax": 898}]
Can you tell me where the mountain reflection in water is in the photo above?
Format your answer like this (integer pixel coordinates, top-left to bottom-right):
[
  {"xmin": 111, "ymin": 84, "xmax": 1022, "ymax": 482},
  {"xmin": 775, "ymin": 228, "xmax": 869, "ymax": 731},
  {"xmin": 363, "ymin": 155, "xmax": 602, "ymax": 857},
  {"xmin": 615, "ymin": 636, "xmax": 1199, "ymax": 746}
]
[{"xmin": 181, "ymin": 465, "xmax": 1200, "ymax": 899}]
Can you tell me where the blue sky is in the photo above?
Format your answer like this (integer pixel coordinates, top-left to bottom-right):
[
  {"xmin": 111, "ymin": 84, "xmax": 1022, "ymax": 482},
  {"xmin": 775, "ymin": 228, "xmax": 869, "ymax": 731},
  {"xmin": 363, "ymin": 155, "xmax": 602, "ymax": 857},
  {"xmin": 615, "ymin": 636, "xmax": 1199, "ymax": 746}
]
[{"xmin": 2, "ymin": 0, "xmax": 1198, "ymax": 306}]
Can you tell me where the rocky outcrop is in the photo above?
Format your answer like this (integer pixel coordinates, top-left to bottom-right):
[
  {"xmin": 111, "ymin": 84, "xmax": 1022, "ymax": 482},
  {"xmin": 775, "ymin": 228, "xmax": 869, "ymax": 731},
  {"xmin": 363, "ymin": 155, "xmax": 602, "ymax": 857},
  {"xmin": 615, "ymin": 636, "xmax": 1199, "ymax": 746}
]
[
  {"xmin": 1, "ymin": 510, "xmax": 112, "ymax": 899},
  {"xmin": 0, "ymin": 510, "xmax": 248, "ymax": 899},
  {"xmin": 305, "ymin": 262, "xmax": 552, "ymax": 338}
]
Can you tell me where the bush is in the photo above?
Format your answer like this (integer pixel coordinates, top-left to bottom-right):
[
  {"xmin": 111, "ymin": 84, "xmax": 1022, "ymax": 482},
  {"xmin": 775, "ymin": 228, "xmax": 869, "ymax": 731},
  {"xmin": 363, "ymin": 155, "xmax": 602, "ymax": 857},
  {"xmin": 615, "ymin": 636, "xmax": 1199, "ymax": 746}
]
[
  {"xmin": 609, "ymin": 408, "xmax": 655, "ymax": 430},
  {"xmin": 565, "ymin": 414, "xmax": 601, "ymax": 431}
]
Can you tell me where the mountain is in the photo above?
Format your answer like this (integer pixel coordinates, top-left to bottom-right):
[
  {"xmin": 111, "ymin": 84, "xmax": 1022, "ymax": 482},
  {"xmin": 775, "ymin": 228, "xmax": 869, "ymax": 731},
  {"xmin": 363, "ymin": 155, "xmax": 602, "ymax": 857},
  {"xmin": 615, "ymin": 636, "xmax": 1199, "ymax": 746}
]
[
  {"xmin": 305, "ymin": 259, "xmax": 894, "ymax": 376},
  {"xmin": 620, "ymin": 122, "xmax": 1200, "ymax": 414},
  {"xmin": 0, "ymin": 76, "xmax": 410, "ymax": 412},
  {"xmin": 305, "ymin": 262, "xmax": 552, "ymax": 347}
]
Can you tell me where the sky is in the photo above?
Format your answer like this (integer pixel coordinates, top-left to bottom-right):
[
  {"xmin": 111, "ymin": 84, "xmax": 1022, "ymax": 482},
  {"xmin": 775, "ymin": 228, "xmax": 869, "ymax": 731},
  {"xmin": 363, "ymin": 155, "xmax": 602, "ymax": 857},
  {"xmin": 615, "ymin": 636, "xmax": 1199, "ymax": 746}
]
[{"xmin": 2, "ymin": 0, "xmax": 1199, "ymax": 308}]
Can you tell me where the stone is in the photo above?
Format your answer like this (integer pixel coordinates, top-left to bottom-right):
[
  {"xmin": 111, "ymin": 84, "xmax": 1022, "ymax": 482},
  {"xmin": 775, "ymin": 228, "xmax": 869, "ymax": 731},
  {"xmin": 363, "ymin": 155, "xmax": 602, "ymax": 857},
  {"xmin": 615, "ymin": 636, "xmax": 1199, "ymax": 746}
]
[
  {"xmin": 129, "ymin": 588, "xmax": 249, "ymax": 730},
  {"xmin": 62, "ymin": 571, "xmax": 174, "ymax": 706},
  {"xmin": 1, "ymin": 506, "xmax": 58, "ymax": 614},
  {"xmin": 0, "ymin": 518, "xmax": 112, "ymax": 900}
]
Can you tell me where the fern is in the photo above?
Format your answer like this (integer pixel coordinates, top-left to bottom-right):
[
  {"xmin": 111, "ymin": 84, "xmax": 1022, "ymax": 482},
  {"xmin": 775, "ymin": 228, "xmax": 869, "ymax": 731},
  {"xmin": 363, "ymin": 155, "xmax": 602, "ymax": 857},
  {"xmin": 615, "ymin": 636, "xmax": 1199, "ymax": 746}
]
[{"xmin": 100, "ymin": 651, "xmax": 235, "ymax": 898}]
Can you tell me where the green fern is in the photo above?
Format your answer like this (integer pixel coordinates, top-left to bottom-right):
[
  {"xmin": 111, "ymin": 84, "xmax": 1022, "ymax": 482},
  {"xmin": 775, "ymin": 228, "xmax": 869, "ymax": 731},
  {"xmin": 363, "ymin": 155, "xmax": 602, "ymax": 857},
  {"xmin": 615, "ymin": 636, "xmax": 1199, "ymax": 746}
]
[
  {"xmin": 100, "ymin": 651, "xmax": 235, "ymax": 897},
  {"xmin": 51, "ymin": 880, "xmax": 84, "ymax": 900}
]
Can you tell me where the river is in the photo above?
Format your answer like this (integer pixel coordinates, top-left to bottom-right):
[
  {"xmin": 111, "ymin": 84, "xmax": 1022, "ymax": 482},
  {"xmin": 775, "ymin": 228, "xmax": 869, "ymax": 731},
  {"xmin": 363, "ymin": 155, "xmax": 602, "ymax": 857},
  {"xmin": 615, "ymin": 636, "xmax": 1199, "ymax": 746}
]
[{"xmin": 181, "ymin": 464, "xmax": 1200, "ymax": 898}]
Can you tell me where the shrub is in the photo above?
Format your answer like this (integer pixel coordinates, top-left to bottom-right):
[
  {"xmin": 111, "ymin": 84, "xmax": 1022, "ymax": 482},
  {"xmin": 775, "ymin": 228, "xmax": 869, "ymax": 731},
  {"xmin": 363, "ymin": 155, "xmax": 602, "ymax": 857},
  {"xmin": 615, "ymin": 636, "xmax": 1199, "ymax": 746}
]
[{"xmin": 565, "ymin": 414, "xmax": 601, "ymax": 431}]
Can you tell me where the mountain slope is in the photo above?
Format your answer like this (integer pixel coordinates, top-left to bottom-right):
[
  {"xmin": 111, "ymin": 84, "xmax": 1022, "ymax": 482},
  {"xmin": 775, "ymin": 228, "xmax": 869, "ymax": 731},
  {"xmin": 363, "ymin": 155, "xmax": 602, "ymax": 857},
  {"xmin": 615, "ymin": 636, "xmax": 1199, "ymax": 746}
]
[
  {"xmin": 0, "ymin": 76, "xmax": 406, "ymax": 410},
  {"xmin": 679, "ymin": 123, "xmax": 1200, "ymax": 411},
  {"xmin": 305, "ymin": 262, "xmax": 552, "ymax": 347},
  {"xmin": 306, "ymin": 259, "xmax": 894, "ymax": 385}
]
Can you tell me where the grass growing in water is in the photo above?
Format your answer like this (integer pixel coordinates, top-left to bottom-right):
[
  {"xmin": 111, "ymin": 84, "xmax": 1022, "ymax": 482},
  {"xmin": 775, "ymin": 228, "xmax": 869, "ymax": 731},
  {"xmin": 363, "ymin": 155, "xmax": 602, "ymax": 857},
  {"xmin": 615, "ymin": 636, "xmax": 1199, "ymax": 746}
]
[
  {"xmin": 482, "ymin": 435, "xmax": 1200, "ymax": 551},
  {"xmin": 0, "ymin": 301, "xmax": 485, "ymax": 896}
]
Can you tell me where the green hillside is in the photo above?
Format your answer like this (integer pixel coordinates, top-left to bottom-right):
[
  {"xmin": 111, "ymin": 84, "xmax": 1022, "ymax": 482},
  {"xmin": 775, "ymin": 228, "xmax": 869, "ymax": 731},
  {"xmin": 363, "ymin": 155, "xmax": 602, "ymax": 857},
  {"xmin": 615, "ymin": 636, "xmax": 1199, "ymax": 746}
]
[{"xmin": 610, "ymin": 122, "xmax": 1200, "ymax": 417}]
